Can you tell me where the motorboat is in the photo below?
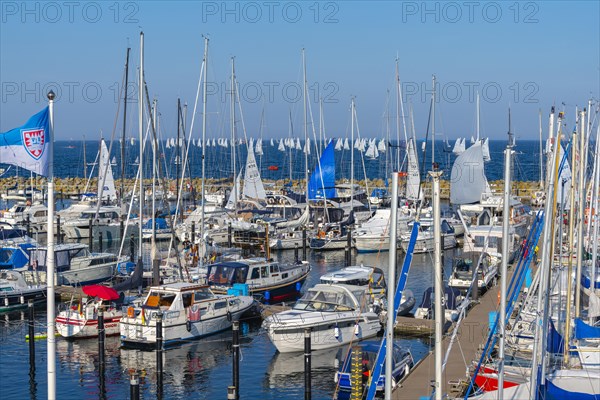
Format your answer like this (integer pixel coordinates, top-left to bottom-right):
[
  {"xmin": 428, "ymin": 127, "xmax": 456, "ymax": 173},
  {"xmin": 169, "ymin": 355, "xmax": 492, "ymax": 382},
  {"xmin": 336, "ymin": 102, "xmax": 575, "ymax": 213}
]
[
  {"xmin": 335, "ymin": 340, "xmax": 413, "ymax": 392},
  {"xmin": 448, "ymin": 251, "xmax": 499, "ymax": 292},
  {"xmin": 206, "ymin": 258, "xmax": 310, "ymax": 303},
  {"xmin": 141, "ymin": 217, "xmax": 172, "ymax": 241},
  {"xmin": 119, "ymin": 282, "xmax": 255, "ymax": 349},
  {"xmin": 0, "ymin": 269, "xmax": 47, "ymax": 312},
  {"xmin": 24, "ymin": 243, "xmax": 128, "ymax": 286},
  {"xmin": 414, "ymin": 286, "xmax": 463, "ymax": 323},
  {"xmin": 262, "ymin": 283, "xmax": 381, "ymax": 353},
  {"xmin": 55, "ymin": 284, "xmax": 125, "ymax": 339},
  {"xmin": 61, "ymin": 206, "xmax": 126, "ymax": 241},
  {"xmin": 400, "ymin": 218, "xmax": 457, "ymax": 254}
]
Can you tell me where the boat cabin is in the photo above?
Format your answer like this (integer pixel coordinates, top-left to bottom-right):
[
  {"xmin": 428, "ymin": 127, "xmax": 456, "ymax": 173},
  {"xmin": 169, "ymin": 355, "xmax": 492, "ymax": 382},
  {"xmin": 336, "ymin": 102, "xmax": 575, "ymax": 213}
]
[
  {"xmin": 293, "ymin": 284, "xmax": 367, "ymax": 313},
  {"xmin": 320, "ymin": 266, "xmax": 386, "ymax": 295},
  {"xmin": 142, "ymin": 283, "xmax": 216, "ymax": 312},
  {"xmin": 207, "ymin": 260, "xmax": 284, "ymax": 287}
]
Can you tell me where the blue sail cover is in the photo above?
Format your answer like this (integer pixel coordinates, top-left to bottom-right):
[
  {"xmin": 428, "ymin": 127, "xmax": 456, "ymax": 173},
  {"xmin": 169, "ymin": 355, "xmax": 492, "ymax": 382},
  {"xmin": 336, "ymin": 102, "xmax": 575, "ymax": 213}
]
[
  {"xmin": 574, "ymin": 318, "xmax": 600, "ymax": 340},
  {"xmin": 308, "ymin": 141, "xmax": 336, "ymax": 200}
]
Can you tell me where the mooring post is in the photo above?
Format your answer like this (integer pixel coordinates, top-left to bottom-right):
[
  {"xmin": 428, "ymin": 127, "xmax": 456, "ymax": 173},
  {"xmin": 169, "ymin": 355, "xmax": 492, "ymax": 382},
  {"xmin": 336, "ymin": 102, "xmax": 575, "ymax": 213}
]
[
  {"xmin": 304, "ymin": 328, "xmax": 311, "ymax": 400},
  {"xmin": 120, "ymin": 219, "xmax": 124, "ymax": 240},
  {"xmin": 130, "ymin": 372, "xmax": 140, "ymax": 400},
  {"xmin": 129, "ymin": 233, "xmax": 135, "ymax": 262},
  {"xmin": 191, "ymin": 221, "xmax": 196, "ymax": 244},
  {"xmin": 28, "ymin": 300, "xmax": 35, "ymax": 370},
  {"xmin": 227, "ymin": 386, "xmax": 236, "ymax": 400},
  {"xmin": 294, "ymin": 243, "xmax": 299, "ymax": 263},
  {"xmin": 228, "ymin": 223, "xmax": 232, "ymax": 247},
  {"xmin": 156, "ymin": 311, "xmax": 163, "ymax": 399},
  {"xmin": 302, "ymin": 228, "xmax": 307, "ymax": 261},
  {"xmin": 88, "ymin": 218, "xmax": 93, "ymax": 251},
  {"xmin": 345, "ymin": 246, "xmax": 350, "ymax": 267},
  {"xmin": 98, "ymin": 308, "xmax": 105, "ymax": 395},
  {"xmin": 99, "ymin": 231, "xmax": 103, "ymax": 253},
  {"xmin": 350, "ymin": 345, "xmax": 362, "ymax": 400},
  {"xmin": 26, "ymin": 215, "xmax": 31, "ymax": 238},
  {"xmin": 232, "ymin": 320, "xmax": 240, "ymax": 400},
  {"xmin": 56, "ymin": 215, "xmax": 61, "ymax": 244}
]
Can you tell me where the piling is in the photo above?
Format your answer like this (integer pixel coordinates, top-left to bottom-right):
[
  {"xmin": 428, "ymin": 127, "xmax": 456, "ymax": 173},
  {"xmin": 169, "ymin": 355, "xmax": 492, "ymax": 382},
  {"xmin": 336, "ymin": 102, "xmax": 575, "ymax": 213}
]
[
  {"xmin": 191, "ymin": 221, "xmax": 196, "ymax": 244},
  {"xmin": 350, "ymin": 345, "xmax": 362, "ymax": 400},
  {"xmin": 120, "ymin": 220, "xmax": 124, "ymax": 239},
  {"xmin": 295, "ymin": 244, "xmax": 299, "ymax": 262},
  {"xmin": 304, "ymin": 328, "xmax": 311, "ymax": 400},
  {"xmin": 129, "ymin": 234, "xmax": 135, "ymax": 262},
  {"xmin": 99, "ymin": 231, "xmax": 103, "ymax": 253},
  {"xmin": 302, "ymin": 228, "xmax": 307, "ymax": 260},
  {"xmin": 345, "ymin": 246, "xmax": 350, "ymax": 267},
  {"xmin": 28, "ymin": 300, "xmax": 35, "ymax": 370},
  {"xmin": 26, "ymin": 215, "xmax": 31, "ymax": 238},
  {"xmin": 98, "ymin": 309, "xmax": 105, "ymax": 395},
  {"xmin": 156, "ymin": 312, "xmax": 163, "ymax": 398},
  {"xmin": 232, "ymin": 320, "xmax": 240, "ymax": 400},
  {"xmin": 227, "ymin": 386, "xmax": 236, "ymax": 400},
  {"xmin": 88, "ymin": 218, "xmax": 93, "ymax": 251},
  {"xmin": 130, "ymin": 372, "xmax": 140, "ymax": 400},
  {"xmin": 228, "ymin": 223, "xmax": 232, "ymax": 247},
  {"xmin": 56, "ymin": 215, "xmax": 61, "ymax": 244}
]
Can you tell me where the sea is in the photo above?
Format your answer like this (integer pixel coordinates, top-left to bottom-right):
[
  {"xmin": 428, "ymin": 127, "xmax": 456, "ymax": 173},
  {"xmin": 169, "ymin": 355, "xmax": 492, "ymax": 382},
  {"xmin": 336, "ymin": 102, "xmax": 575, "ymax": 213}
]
[{"xmin": 2, "ymin": 139, "xmax": 544, "ymax": 184}]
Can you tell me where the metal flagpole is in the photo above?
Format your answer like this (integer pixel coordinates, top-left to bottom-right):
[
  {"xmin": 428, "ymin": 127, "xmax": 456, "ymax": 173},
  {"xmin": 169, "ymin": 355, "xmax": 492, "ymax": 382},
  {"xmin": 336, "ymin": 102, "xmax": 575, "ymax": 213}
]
[{"xmin": 46, "ymin": 90, "xmax": 56, "ymax": 400}]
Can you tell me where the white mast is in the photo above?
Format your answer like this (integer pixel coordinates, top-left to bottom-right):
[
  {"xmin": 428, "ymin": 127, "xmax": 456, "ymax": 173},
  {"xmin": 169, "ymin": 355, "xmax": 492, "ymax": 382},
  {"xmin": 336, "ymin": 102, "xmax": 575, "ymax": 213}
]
[
  {"xmin": 476, "ymin": 91, "xmax": 480, "ymax": 142},
  {"xmin": 539, "ymin": 109, "xmax": 544, "ymax": 188},
  {"xmin": 431, "ymin": 75, "xmax": 436, "ymax": 169},
  {"xmin": 351, "ymin": 98, "xmax": 355, "ymax": 211},
  {"xmin": 200, "ymin": 37, "xmax": 208, "ymax": 262},
  {"xmin": 395, "ymin": 58, "xmax": 401, "ymax": 172},
  {"xmin": 151, "ymin": 99, "xmax": 157, "ymax": 246},
  {"xmin": 385, "ymin": 170, "xmax": 399, "ymax": 399},
  {"xmin": 46, "ymin": 90, "xmax": 56, "ymax": 400},
  {"xmin": 575, "ymin": 109, "xmax": 587, "ymax": 315},
  {"xmin": 230, "ymin": 57, "xmax": 237, "ymax": 208},
  {"xmin": 138, "ymin": 31, "xmax": 144, "ymax": 270},
  {"xmin": 431, "ymin": 168, "xmax": 443, "ymax": 400},
  {"xmin": 302, "ymin": 48, "xmax": 309, "ymax": 200}
]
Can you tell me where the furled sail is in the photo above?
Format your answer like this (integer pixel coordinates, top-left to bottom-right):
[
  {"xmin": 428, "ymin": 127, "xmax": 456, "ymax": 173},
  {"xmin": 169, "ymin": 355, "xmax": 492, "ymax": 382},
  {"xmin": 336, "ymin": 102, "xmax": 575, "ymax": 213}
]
[{"xmin": 406, "ymin": 138, "xmax": 421, "ymax": 200}]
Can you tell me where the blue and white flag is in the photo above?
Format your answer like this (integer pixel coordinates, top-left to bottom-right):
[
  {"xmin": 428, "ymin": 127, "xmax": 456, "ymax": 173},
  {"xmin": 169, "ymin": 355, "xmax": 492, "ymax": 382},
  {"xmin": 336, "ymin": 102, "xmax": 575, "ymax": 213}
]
[{"xmin": 0, "ymin": 107, "xmax": 51, "ymax": 177}]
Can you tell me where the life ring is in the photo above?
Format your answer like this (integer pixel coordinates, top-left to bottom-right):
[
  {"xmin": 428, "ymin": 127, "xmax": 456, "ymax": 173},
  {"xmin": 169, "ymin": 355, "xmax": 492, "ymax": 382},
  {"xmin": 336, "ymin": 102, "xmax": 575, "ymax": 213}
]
[
  {"xmin": 226, "ymin": 311, "xmax": 232, "ymax": 322},
  {"xmin": 318, "ymin": 230, "xmax": 326, "ymax": 239},
  {"xmin": 127, "ymin": 306, "xmax": 135, "ymax": 318}
]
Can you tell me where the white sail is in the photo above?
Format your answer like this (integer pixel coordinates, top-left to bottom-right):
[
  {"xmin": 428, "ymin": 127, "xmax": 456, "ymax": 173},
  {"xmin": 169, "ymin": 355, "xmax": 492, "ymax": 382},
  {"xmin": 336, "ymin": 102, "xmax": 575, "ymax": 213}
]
[
  {"xmin": 406, "ymin": 138, "xmax": 421, "ymax": 200},
  {"xmin": 192, "ymin": 138, "xmax": 196, "ymax": 146},
  {"xmin": 335, "ymin": 138, "xmax": 343, "ymax": 151},
  {"xmin": 242, "ymin": 145, "xmax": 267, "ymax": 201},
  {"xmin": 130, "ymin": 137, "xmax": 135, "ymax": 146},
  {"xmin": 470, "ymin": 135, "xmax": 475, "ymax": 144},
  {"xmin": 98, "ymin": 139, "xmax": 117, "ymax": 202},
  {"xmin": 377, "ymin": 138, "xmax": 386, "ymax": 152},
  {"xmin": 166, "ymin": 140, "xmax": 171, "ymax": 149},
  {"xmin": 111, "ymin": 156, "xmax": 117, "ymax": 166},
  {"xmin": 343, "ymin": 138, "xmax": 350, "ymax": 150},
  {"xmin": 482, "ymin": 138, "xmax": 490, "ymax": 162},
  {"xmin": 295, "ymin": 138, "xmax": 301, "ymax": 150},
  {"xmin": 270, "ymin": 138, "xmax": 274, "ymax": 146},
  {"xmin": 275, "ymin": 205, "xmax": 310, "ymax": 229},
  {"xmin": 303, "ymin": 137, "xmax": 311, "ymax": 154},
  {"xmin": 354, "ymin": 138, "xmax": 360, "ymax": 149},
  {"xmin": 365, "ymin": 139, "xmax": 377, "ymax": 159},
  {"xmin": 225, "ymin": 172, "xmax": 242, "ymax": 210},
  {"xmin": 255, "ymin": 138, "xmax": 263, "ymax": 156},
  {"xmin": 278, "ymin": 139, "xmax": 286, "ymax": 152},
  {"xmin": 452, "ymin": 138, "xmax": 465, "ymax": 155},
  {"xmin": 450, "ymin": 141, "xmax": 490, "ymax": 205}
]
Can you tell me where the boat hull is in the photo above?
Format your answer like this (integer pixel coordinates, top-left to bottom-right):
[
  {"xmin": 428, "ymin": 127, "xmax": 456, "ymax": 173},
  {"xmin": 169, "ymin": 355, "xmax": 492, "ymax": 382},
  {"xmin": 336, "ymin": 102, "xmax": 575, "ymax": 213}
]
[{"xmin": 56, "ymin": 307, "xmax": 122, "ymax": 338}]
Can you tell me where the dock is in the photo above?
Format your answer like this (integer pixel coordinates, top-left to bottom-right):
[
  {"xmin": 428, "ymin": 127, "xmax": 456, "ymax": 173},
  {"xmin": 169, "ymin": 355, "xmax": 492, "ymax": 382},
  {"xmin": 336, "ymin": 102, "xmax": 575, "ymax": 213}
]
[{"xmin": 393, "ymin": 282, "xmax": 501, "ymax": 399}]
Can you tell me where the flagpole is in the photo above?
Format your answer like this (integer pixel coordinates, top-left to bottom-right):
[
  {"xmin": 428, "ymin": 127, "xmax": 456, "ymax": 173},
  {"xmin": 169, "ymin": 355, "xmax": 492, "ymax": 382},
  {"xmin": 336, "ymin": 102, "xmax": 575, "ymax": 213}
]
[{"xmin": 46, "ymin": 90, "xmax": 56, "ymax": 400}]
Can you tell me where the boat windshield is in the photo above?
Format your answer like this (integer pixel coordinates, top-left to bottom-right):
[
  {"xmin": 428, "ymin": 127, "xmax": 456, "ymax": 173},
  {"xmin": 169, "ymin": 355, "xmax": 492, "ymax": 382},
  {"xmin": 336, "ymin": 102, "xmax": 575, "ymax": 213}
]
[
  {"xmin": 294, "ymin": 288, "xmax": 355, "ymax": 312},
  {"xmin": 144, "ymin": 291, "xmax": 177, "ymax": 309},
  {"xmin": 207, "ymin": 264, "xmax": 248, "ymax": 286}
]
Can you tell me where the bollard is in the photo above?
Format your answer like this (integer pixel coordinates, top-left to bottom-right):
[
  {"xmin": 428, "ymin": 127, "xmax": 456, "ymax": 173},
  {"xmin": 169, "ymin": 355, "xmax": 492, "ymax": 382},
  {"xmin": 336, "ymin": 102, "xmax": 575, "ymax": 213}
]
[
  {"xmin": 56, "ymin": 215, "xmax": 61, "ymax": 244},
  {"xmin": 99, "ymin": 231, "xmax": 103, "ymax": 253},
  {"xmin": 345, "ymin": 246, "xmax": 350, "ymax": 267},
  {"xmin": 191, "ymin": 221, "xmax": 196, "ymax": 244},
  {"xmin": 98, "ymin": 309, "xmax": 105, "ymax": 394},
  {"xmin": 302, "ymin": 228, "xmax": 307, "ymax": 261},
  {"xmin": 294, "ymin": 244, "xmax": 299, "ymax": 263},
  {"xmin": 156, "ymin": 312, "xmax": 163, "ymax": 398},
  {"xmin": 346, "ymin": 229, "xmax": 352, "ymax": 265},
  {"xmin": 228, "ymin": 223, "xmax": 232, "ymax": 247},
  {"xmin": 120, "ymin": 219, "xmax": 124, "ymax": 239},
  {"xmin": 350, "ymin": 345, "xmax": 362, "ymax": 400},
  {"xmin": 232, "ymin": 321, "xmax": 240, "ymax": 400},
  {"xmin": 129, "ymin": 234, "xmax": 135, "ymax": 262},
  {"xmin": 130, "ymin": 372, "xmax": 140, "ymax": 400},
  {"xmin": 304, "ymin": 328, "xmax": 311, "ymax": 400},
  {"xmin": 227, "ymin": 386, "xmax": 236, "ymax": 400},
  {"xmin": 28, "ymin": 300, "xmax": 35, "ymax": 370},
  {"xmin": 88, "ymin": 218, "xmax": 93, "ymax": 251}
]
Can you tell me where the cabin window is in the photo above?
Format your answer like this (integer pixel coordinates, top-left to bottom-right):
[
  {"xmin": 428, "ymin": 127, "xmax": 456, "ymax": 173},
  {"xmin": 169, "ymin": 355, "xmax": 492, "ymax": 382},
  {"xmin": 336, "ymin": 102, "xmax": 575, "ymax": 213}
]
[
  {"xmin": 145, "ymin": 292, "xmax": 176, "ymax": 308},
  {"xmin": 473, "ymin": 236, "xmax": 486, "ymax": 248},
  {"xmin": 260, "ymin": 266, "xmax": 269, "ymax": 278},
  {"xmin": 182, "ymin": 293, "xmax": 193, "ymax": 308},
  {"xmin": 282, "ymin": 273, "xmax": 288, "ymax": 279},
  {"xmin": 270, "ymin": 264, "xmax": 279, "ymax": 274},
  {"xmin": 233, "ymin": 268, "xmax": 246, "ymax": 284},
  {"xmin": 33, "ymin": 211, "xmax": 47, "ymax": 218},
  {"xmin": 214, "ymin": 301, "xmax": 226, "ymax": 310},
  {"xmin": 194, "ymin": 290, "xmax": 212, "ymax": 302},
  {"xmin": 250, "ymin": 268, "xmax": 260, "ymax": 280}
]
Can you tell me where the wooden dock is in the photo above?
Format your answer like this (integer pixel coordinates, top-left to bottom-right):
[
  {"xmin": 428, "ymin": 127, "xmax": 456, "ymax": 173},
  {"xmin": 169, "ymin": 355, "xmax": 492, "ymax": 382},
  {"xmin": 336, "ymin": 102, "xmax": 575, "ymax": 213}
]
[{"xmin": 393, "ymin": 283, "xmax": 501, "ymax": 399}]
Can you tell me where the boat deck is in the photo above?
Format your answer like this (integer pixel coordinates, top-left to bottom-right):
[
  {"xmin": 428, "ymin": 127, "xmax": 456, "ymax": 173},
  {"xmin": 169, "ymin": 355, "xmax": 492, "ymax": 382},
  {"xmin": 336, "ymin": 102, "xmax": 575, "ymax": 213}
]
[{"xmin": 393, "ymin": 278, "xmax": 503, "ymax": 399}]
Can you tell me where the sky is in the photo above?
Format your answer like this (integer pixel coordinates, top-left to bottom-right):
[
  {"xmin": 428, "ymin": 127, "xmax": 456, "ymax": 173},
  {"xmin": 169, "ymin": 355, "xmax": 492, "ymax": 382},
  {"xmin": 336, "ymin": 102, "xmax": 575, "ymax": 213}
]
[{"xmin": 1, "ymin": 1, "xmax": 599, "ymax": 142}]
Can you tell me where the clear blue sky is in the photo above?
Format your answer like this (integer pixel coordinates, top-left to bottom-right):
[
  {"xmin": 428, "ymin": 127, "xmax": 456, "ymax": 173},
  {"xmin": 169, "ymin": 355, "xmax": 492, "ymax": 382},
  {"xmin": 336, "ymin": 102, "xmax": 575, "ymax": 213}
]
[{"xmin": 1, "ymin": 1, "xmax": 599, "ymax": 142}]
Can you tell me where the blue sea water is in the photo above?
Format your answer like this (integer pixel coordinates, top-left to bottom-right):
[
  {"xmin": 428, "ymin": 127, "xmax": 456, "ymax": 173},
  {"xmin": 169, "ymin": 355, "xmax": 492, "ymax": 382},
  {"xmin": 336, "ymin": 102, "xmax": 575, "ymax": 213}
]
[{"xmin": 2, "ymin": 139, "xmax": 543, "ymax": 183}]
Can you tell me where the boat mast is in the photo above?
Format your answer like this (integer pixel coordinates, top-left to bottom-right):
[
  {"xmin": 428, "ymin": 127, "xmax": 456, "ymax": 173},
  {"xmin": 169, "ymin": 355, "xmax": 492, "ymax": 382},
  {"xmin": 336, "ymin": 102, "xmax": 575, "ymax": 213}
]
[
  {"xmin": 151, "ymin": 99, "xmax": 157, "ymax": 245},
  {"xmin": 431, "ymin": 167, "xmax": 443, "ymax": 400},
  {"xmin": 575, "ymin": 108, "xmax": 587, "ymax": 316},
  {"xmin": 83, "ymin": 134, "xmax": 86, "ymax": 180},
  {"xmin": 230, "ymin": 57, "xmax": 237, "ymax": 208},
  {"xmin": 395, "ymin": 58, "xmax": 401, "ymax": 172},
  {"xmin": 200, "ymin": 37, "xmax": 208, "ymax": 263},
  {"xmin": 497, "ymin": 108, "xmax": 514, "ymax": 398},
  {"xmin": 539, "ymin": 109, "xmax": 543, "ymax": 189},
  {"xmin": 431, "ymin": 74, "xmax": 436, "ymax": 170},
  {"xmin": 137, "ymin": 31, "xmax": 144, "ymax": 272},
  {"xmin": 302, "ymin": 48, "xmax": 309, "ymax": 201},
  {"xmin": 176, "ymin": 99, "xmax": 181, "ymax": 221},
  {"xmin": 121, "ymin": 46, "xmax": 130, "ymax": 209},
  {"xmin": 351, "ymin": 98, "xmax": 355, "ymax": 213},
  {"xmin": 476, "ymin": 91, "xmax": 480, "ymax": 142}
]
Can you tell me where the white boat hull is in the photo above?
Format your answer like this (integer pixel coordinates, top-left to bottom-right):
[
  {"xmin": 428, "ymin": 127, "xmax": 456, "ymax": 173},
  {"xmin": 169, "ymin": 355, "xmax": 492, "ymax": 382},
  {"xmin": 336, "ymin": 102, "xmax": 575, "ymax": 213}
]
[{"xmin": 56, "ymin": 306, "xmax": 122, "ymax": 338}]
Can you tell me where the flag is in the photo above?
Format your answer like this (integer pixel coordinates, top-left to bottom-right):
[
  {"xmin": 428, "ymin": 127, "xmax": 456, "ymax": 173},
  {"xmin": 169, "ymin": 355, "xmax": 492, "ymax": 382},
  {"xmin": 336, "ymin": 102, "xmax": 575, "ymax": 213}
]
[{"xmin": 0, "ymin": 107, "xmax": 51, "ymax": 177}]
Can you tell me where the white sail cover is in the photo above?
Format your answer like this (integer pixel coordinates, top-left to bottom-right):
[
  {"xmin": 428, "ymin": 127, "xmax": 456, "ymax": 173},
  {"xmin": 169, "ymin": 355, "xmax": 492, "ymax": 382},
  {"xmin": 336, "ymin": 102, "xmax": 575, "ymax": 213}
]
[
  {"xmin": 482, "ymin": 138, "xmax": 490, "ymax": 162},
  {"xmin": 225, "ymin": 172, "xmax": 242, "ymax": 210},
  {"xmin": 274, "ymin": 205, "xmax": 310, "ymax": 229},
  {"xmin": 450, "ymin": 141, "xmax": 489, "ymax": 205},
  {"xmin": 98, "ymin": 139, "xmax": 117, "ymax": 202},
  {"xmin": 242, "ymin": 145, "xmax": 267, "ymax": 201},
  {"xmin": 406, "ymin": 138, "xmax": 421, "ymax": 200}
]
